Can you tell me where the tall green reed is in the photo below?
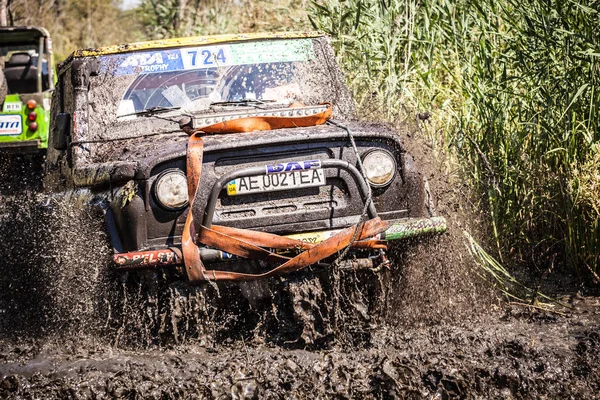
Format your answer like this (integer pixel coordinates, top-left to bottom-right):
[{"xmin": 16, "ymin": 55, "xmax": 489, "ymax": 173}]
[{"xmin": 310, "ymin": 0, "xmax": 600, "ymax": 279}]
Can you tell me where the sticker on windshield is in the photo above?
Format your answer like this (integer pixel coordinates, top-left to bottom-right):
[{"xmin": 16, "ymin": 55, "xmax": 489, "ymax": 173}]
[
  {"xmin": 0, "ymin": 115, "xmax": 22, "ymax": 136},
  {"xmin": 102, "ymin": 39, "xmax": 314, "ymax": 76},
  {"xmin": 111, "ymin": 48, "xmax": 184, "ymax": 74},
  {"xmin": 231, "ymin": 40, "xmax": 314, "ymax": 64},
  {"xmin": 181, "ymin": 45, "xmax": 232, "ymax": 69}
]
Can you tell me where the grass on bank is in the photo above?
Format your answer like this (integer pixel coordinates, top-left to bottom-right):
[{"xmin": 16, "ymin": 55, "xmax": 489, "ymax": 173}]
[{"xmin": 309, "ymin": 0, "xmax": 600, "ymax": 283}]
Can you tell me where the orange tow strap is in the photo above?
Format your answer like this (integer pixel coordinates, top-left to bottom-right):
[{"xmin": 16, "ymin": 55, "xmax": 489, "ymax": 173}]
[
  {"xmin": 181, "ymin": 104, "xmax": 390, "ymax": 282},
  {"xmin": 200, "ymin": 101, "xmax": 333, "ymax": 133}
]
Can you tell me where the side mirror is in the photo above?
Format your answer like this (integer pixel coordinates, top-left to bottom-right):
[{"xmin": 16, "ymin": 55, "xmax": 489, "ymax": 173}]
[{"xmin": 52, "ymin": 112, "xmax": 70, "ymax": 150}]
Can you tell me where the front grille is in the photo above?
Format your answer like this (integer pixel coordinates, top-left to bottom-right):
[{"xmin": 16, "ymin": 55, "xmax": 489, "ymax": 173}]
[
  {"xmin": 216, "ymin": 181, "xmax": 347, "ymax": 223},
  {"xmin": 195, "ymin": 137, "xmax": 404, "ymax": 234}
]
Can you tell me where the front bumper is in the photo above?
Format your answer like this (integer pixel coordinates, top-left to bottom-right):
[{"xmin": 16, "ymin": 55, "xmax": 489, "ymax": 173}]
[{"xmin": 113, "ymin": 216, "xmax": 447, "ymax": 269}]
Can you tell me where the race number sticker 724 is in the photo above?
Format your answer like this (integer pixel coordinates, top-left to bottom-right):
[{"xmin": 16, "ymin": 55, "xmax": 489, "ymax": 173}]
[{"xmin": 181, "ymin": 46, "xmax": 233, "ymax": 69}]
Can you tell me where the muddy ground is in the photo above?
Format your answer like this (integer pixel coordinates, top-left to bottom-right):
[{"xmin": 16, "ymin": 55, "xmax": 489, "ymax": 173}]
[
  {"xmin": 0, "ymin": 299, "xmax": 598, "ymax": 399},
  {"xmin": 1, "ymin": 149, "xmax": 599, "ymax": 399}
]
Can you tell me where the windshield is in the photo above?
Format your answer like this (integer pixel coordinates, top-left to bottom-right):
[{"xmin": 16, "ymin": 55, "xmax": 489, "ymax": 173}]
[
  {"xmin": 81, "ymin": 37, "xmax": 354, "ymax": 143},
  {"xmin": 92, "ymin": 37, "xmax": 351, "ymax": 116},
  {"xmin": 119, "ymin": 62, "xmax": 301, "ymax": 115},
  {"xmin": 95, "ymin": 39, "xmax": 322, "ymax": 116}
]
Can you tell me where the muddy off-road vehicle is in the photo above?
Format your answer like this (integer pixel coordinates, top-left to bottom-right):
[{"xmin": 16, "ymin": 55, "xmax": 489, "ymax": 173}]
[
  {"xmin": 45, "ymin": 32, "xmax": 446, "ymax": 284},
  {"xmin": 0, "ymin": 26, "xmax": 54, "ymax": 153}
]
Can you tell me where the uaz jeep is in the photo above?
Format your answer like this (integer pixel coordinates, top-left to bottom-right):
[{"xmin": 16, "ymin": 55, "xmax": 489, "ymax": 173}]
[{"xmin": 46, "ymin": 32, "xmax": 445, "ymax": 283}]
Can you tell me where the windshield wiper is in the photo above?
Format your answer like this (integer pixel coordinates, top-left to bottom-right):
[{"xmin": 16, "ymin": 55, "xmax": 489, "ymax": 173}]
[
  {"xmin": 119, "ymin": 106, "xmax": 181, "ymax": 118},
  {"xmin": 209, "ymin": 99, "xmax": 276, "ymax": 108}
]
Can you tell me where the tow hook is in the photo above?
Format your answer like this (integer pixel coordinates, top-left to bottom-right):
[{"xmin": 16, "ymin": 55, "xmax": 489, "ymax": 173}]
[
  {"xmin": 338, "ymin": 249, "xmax": 391, "ymax": 272},
  {"xmin": 371, "ymin": 249, "xmax": 391, "ymax": 273}
]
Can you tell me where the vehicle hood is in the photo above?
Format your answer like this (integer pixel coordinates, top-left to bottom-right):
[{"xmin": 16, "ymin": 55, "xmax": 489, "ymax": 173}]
[{"xmin": 72, "ymin": 120, "xmax": 405, "ymax": 187}]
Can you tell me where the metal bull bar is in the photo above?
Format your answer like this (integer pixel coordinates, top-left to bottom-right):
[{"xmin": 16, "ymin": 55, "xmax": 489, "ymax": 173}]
[
  {"xmin": 112, "ymin": 216, "xmax": 447, "ymax": 270},
  {"xmin": 202, "ymin": 159, "xmax": 378, "ymax": 228},
  {"xmin": 112, "ymin": 135, "xmax": 445, "ymax": 281}
]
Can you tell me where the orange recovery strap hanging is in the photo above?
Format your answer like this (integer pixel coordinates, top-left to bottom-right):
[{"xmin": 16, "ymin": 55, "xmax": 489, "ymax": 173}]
[{"xmin": 181, "ymin": 103, "xmax": 391, "ymax": 282}]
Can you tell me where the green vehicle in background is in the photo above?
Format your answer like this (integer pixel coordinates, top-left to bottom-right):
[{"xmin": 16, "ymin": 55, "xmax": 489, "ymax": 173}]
[{"xmin": 0, "ymin": 26, "xmax": 54, "ymax": 153}]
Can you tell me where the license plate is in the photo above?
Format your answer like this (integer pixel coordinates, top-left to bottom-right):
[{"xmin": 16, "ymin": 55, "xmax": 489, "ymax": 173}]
[{"xmin": 227, "ymin": 169, "xmax": 325, "ymax": 196}]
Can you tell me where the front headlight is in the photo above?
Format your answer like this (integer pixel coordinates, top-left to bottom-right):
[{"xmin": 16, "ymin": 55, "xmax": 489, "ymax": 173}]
[
  {"xmin": 362, "ymin": 150, "xmax": 396, "ymax": 187},
  {"xmin": 154, "ymin": 169, "xmax": 189, "ymax": 210}
]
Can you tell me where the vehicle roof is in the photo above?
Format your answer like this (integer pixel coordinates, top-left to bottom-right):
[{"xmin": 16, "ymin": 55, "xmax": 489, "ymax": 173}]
[
  {"xmin": 0, "ymin": 26, "xmax": 50, "ymax": 44},
  {"xmin": 71, "ymin": 31, "xmax": 325, "ymax": 58}
]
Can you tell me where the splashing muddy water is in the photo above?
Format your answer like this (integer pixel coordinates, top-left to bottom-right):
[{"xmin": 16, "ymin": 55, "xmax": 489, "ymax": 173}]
[{"xmin": 1, "ymin": 153, "xmax": 599, "ymax": 398}]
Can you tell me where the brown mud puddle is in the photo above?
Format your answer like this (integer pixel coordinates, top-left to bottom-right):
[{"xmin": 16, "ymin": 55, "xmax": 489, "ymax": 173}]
[{"xmin": 1, "ymin": 298, "xmax": 599, "ymax": 399}]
